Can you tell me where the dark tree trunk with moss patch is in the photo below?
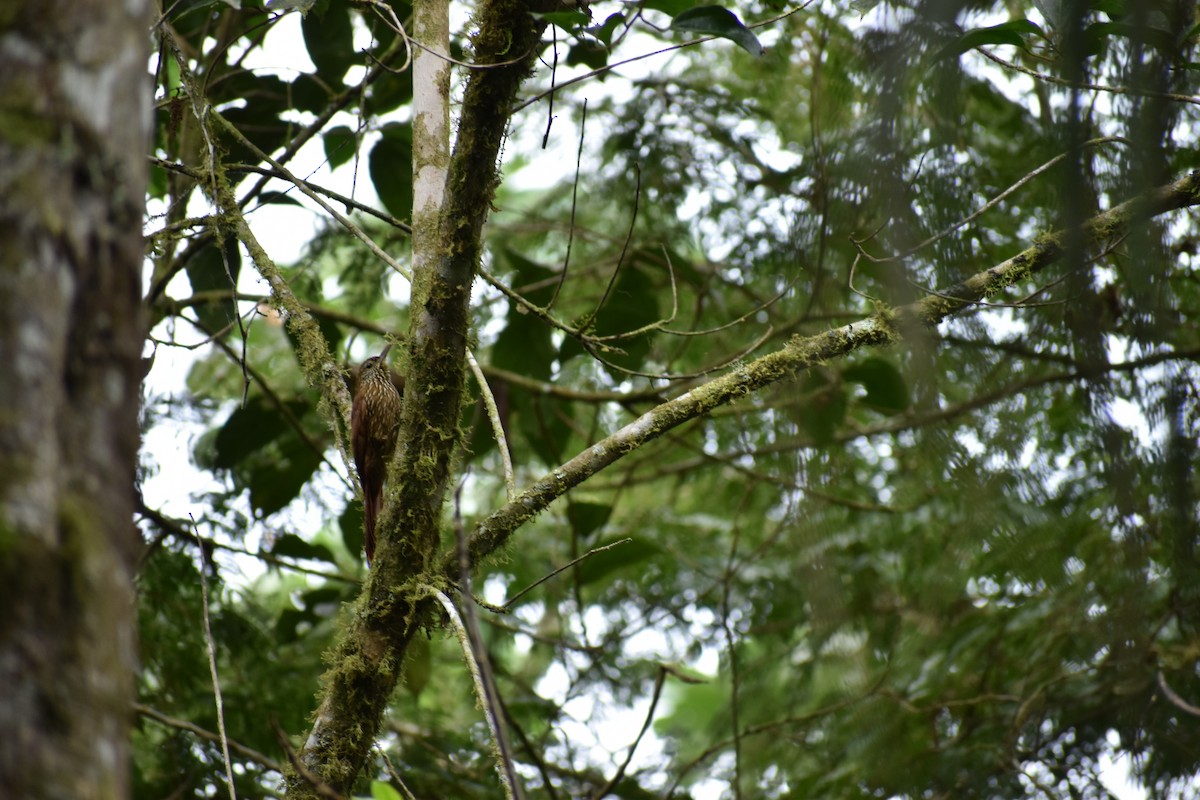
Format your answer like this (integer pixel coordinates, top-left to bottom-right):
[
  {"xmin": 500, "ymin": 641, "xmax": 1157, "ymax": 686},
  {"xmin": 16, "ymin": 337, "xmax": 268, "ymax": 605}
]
[{"xmin": 0, "ymin": 2, "xmax": 151, "ymax": 798}]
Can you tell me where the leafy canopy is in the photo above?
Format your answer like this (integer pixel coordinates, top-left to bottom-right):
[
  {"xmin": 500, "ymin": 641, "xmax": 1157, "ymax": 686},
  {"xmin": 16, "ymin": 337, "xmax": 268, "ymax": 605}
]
[{"xmin": 138, "ymin": 1, "xmax": 1200, "ymax": 798}]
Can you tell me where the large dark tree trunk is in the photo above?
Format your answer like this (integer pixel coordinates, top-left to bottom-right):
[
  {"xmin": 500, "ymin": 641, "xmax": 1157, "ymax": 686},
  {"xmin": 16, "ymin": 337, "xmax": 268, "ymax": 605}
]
[{"xmin": 0, "ymin": 2, "xmax": 151, "ymax": 798}]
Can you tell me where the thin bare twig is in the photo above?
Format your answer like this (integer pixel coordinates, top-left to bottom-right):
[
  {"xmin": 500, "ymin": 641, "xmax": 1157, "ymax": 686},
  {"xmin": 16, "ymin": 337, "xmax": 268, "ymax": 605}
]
[
  {"xmin": 208, "ymin": 110, "xmax": 413, "ymax": 281},
  {"xmin": 582, "ymin": 164, "xmax": 641, "ymax": 331},
  {"xmin": 467, "ymin": 348, "xmax": 516, "ymax": 501},
  {"xmin": 271, "ymin": 718, "xmax": 345, "ymax": 800},
  {"xmin": 551, "ymin": 98, "xmax": 588, "ymax": 310},
  {"xmin": 502, "ymin": 538, "xmax": 634, "ymax": 610},
  {"xmin": 190, "ymin": 514, "xmax": 238, "ymax": 800},
  {"xmin": 434, "ymin": 588, "xmax": 523, "ymax": 800},
  {"xmin": 1158, "ymin": 670, "xmax": 1200, "ymax": 717},
  {"xmin": 135, "ymin": 703, "xmax": 285, "ymax": 774},
  {"xmin": 443, "ymin": 493, "xmax": 524, "ymax": 799},
  {"xmin": 377, "ymin": 746, "xmax": 419, "ymax": 800},
  {"xmin": 858, "ymin": 137, "xmax": 1129, "ymax": 265},
  {"xmin": 978, "ymin": 47, "xmax": 1200, "ymax": 107},
  {"xmin": 590, "ymin": 667, "xmax": 667, "ymax": 800},
  {"xmin": 514, "ymin": 5, "xmax": 810, "ymax": 113}
]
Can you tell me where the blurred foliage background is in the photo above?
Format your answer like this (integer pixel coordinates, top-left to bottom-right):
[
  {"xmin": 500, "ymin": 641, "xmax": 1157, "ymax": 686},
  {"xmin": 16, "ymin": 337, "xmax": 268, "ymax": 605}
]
[{"xmin": 138, "ymin": 0, "xmax": 1200, "ymax": 797}]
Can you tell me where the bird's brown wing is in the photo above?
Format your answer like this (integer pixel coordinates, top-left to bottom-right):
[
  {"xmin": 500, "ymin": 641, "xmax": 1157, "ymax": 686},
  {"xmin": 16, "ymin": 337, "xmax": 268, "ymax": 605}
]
[{"xmin": 351, "ymin": 397, "xmax": 380, "ymax": 564}]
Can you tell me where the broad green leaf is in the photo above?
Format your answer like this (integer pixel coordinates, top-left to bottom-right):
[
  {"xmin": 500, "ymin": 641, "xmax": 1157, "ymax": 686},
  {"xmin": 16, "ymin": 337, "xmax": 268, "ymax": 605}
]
[
  {"xmin": 186, "ymin": 238, "xmax": 241, "ymax": 333},
  {"xmin": 794, "ymin": 371, "xmax": 847, "ymax": 445},
  {"xmin": 368, "ymin": 124, "xmax": 413, "ymax": 220},
  {"xmin": 567, "ymin": 501, "xmax": 613, "ymax": 540},
  {"xmin": 671, "ymin": 6, "xmax": 764, "ymax": 57},
  {"xmin": 532, "ymin": 9, "xmax": 590, "ymax": 29},
  {"xmin": 576, "ymin": 537, "xmax": 660, "ymax": 587},
  {"xmin": 590, "ymin": 264, "xmax": 660, "ymax": 375},
  {"xmin": 255, "ymin": 191, "xmax": 304, "ymax": 208},
  {"xmin": 567, "ymin": 40, "xmax": 609, "ymax": 69},
  {"xmin": 214, "ymin": 398, "xmax": 300, "ymax": 469},
  {"xmin": 587, "ymin": 13, "xmax": 626, "ymax": 47},
  {"xmin": 493, "ymin": 251, "xmax": 557, "ymax": 381},
  {"xmin": 935, "ymin": 19, "xmax": 1043, "ymax": 61},
  {"xmin": 843, "ymin": 357, "xmax": 910, "ymax": 414},
  {"xmin": 364, "ymin": 72, "xmax": 414, "ymax": 117},
  {"xmin": 494, "ymin": 314, "xmax": 556, "ymax": 382},
  {"xmin": 339, "ymin": 502, "xmax": 365, "ymax": 561},
  {"xmin": 642, "ymin": 0, "xmax": 696, "ymax": 16},
  {"xmin": 370, "ymin": 778, "xmax": 403, "ymax": 799},
  {"xmin": 518, "ymin": 395, "xmax": 575, "ymax": 466},
  {"xmin": 244, "ymin": 433, "xmax": 323, "ymax": 516},
  {"xmin": 302, "ymin": 1, "xmax": 355, "ymax": 84},
  {"xmin": 323, "ymin": 125, "xmax": 357, "ymax": 170},
  {"xmin": 270, "ymin": 533, "xmax": 337, "ymax": 565},
  {"xmin": 402, "ymin": 635, "xmax": 431, "ymax": 699},
  {"xmin": 1085, "ymin": 21, "xmax": 1177, "ymax": 56},
  {"xmin": 291, "ymin": 73, "xmax": 334, "ymax": 114},
  {"xmin": 503, "ymin": 248, "xmax": 558, "ymax": 306}
]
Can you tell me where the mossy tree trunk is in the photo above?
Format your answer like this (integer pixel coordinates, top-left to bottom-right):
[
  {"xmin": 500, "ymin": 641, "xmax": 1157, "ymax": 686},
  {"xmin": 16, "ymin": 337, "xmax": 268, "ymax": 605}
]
[{"xmin": 0, "ymin": 2, "xmax": 151, "ymax": 798}]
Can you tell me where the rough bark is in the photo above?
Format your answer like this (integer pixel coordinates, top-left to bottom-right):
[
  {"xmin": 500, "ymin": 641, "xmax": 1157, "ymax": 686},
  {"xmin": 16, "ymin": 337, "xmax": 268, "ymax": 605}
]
[
  {"xmin": 0, "ymin": 1, "xmax": 151, "ymax": 798},
  {"xmin": 287, "ymin": 0, "xmax": 558, "ymax": 796}
]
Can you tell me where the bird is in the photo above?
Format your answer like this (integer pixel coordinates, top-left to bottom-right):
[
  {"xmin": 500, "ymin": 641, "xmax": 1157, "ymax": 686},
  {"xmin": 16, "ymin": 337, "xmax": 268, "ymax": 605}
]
[{"xmin": 351, "ymin": 343, "xmax": 403, "ymax": 565}]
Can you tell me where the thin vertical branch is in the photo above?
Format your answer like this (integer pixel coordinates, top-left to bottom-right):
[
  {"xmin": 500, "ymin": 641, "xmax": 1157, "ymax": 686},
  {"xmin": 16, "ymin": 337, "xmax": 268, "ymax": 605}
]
[
  {"xmin": 550, "ymin": 98, "xmax": 587, "ymax": 310},
  {"xmin": 434, "ymin": 494, "xmax": 525, "ymax": 800},
  {"xmin": 434, "ymin": 590, "xmax": 521, "ymax": 800},
  {"xmin": 721, "ymin": 506, "xmax": 747, "ymax": 800},
  {"xmin": 467, "ymin": 348, "xmax": 516, "ymax": 500},
  {"xmin": 191, "ymin": 515, "xmax": 237, "ymax": 800},
  {"xmin": 590, "ymin": 667, "xmax": 666, "ymax": 800}
]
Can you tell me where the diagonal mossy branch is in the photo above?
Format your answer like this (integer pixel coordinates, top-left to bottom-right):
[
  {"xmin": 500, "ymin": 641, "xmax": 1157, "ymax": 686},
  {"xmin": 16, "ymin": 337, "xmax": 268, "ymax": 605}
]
[{"xmin": 449, "ymin": 170, "xmax": 1200, "ymax": 573}]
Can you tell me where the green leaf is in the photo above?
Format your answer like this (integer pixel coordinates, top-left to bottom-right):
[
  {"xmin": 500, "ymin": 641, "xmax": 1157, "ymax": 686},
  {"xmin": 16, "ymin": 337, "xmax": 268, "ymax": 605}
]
[
  {"xmin": 274, "ymin": 607, "xmax": 312, "ymax": 643},
  {"xmin": 370, "ymin": 780, "xmax": 404, "ymax": 800},
  {"xmin": 214, "ymin": 398, "xmax": 300, "ymax": 469},
  {"xmin": 1084, "ymin": 21, "xmax": 1177, "ymax": 56},
  {"xmin": 270, "ymin": 533, "xmax": 337, "ymax": 565},
  {"xmin": 503, "ymin": 249, "xmax": 557, "ymax": 306},
  {"xmin": 642, "ymin": 0, "xmax": 696, "ymax": 16},
  {"xmin": 187, "ymin": 238, "xmax": 241, "ymax": 333},
  {"xmin": 302, "ymin": 1, "xmax": 355, "ymax": 84},
  {"xmin": 245, "ymin": 433, "xmax": 323, "ymax": 516},
  {"xmin": 587, "ymin": 13, "xmax": 625, "ymax": 48},
  {"xmin": 148, "ymin": 159, "xmax": 168, "ymax": 200},
  {"xmin": 339, "ymin": 502, "xmax": 365, "ymax": 561},
  {"xmin": 255, "ymin": 191, "xmax": 304, "ymax": 208},
  {"xmin": 494, "ymin": 314, "xmax": 556, "ymax": 383},
  {"xmin": 323, "ymin": 125, "xmax": 357, "ymax": 170},
  {"xmin": 795, "ymin": 371, "xmax": 847, "ymax": 445},
  {"xmin": 849, "ymin": 0, "xmax": 881, "ymax": 13},
  {"xmin": 576, "ymin": 537, "xmax": 660, "ymax": 587},
  {"xmin": 935, "ymin": 19, "xmax": 1043, "ymax": 61},
  {"xmin": 567, "ymin": 40, "xmax": 609, "ymax": 70},
  {"xmin": 671, "ymin": 6, "xmax": 764, "ymax": 57},
  {"xmin": 568, "ymin": 501, "xmax": 613, "ymax": 540},
  {"xmin": 590, "ymin": 264, "xmax": 660, "ymax": 376},
  {"xmin": 402, "ymin": 635, "xmax": 431, "ymax": 699},
  {"xmin": 290, "ymin": 73, "xmax": 333, "ymax": 114},
  {"xmin": 520, "ymin": 395, "xmax": 575, "ymax": 466},
  {"xmin": 532, "ymin": 10, "xmax": 590, "ymax": 30},
  {"xmin": 363, "ymin": 72, "xmax": 414, "ymax": 117},
  {"xmin": 843, "ymin": 357, "xmax": 910, "ymax": 414},
  {"xmin": 368, "ymin": 124, "xmax": 413, "ymax": 220},
  {"xmin": 493, "ymin": 251, "xmax": 557, "ymax": 382}
]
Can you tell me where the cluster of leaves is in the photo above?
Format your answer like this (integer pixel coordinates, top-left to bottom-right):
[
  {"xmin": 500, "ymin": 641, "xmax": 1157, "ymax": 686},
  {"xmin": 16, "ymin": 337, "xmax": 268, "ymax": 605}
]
[{"xmin": 138, "ymin": 0, "xmax": 1200, "ymax": 798}]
